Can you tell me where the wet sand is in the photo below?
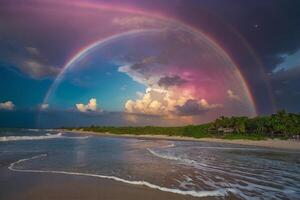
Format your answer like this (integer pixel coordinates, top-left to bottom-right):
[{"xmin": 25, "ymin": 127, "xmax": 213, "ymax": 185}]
[
  {"xmin": 0, "ymin": 165, "xmax": 215, "ymax": 200},
  {"xmin": 69, "ymin": 130, "xmax": 300, "ymax": 151},
  {"xmin": 0, "ymin": 154, "xmax": 218, "ymax": 200}
]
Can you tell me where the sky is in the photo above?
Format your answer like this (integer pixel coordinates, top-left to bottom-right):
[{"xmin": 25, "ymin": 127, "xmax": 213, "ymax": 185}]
[{"xmin": 0, "ymin": 0, "xmax": 299, "ymax": 128}]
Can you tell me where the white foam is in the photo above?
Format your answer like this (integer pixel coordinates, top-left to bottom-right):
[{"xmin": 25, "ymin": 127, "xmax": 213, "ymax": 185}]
[
  {"xmin": 147, "ymin": 148, "xmax": 300, "ymax": 199},
  {"xmin": 147, "ymin": 148, "xmax": 280, "ymax": 185},
  {"xmin": 8, "ymin": 154, "xmax": 228, "ymax": 198},
  {"xmin": 27, "ymin": 129, "xmax": 40, "ymax": 132},
  {"xmin": 165, "ymin": 143, "xmax": 175, "ymax": 148},
  {"xmin": 0, "ymin": 133, "xmax": 64, "ymax": 142},
  {"xmin": 193, "ymin": 146, "xmax": 265, "ymax": 151},
  {"xmin": 0, "ymin": 133, "xmax": 89, "ymax": 142},
  {"xmin": 147, "ymin": 148, "xmax": 198, "ymax": 165}
]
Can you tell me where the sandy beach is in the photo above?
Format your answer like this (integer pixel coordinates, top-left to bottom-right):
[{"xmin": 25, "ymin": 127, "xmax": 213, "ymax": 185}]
[
  {"xmin": 68, "ymin": 130, "xmax": 300, "ymax": 151},
  {"xmin": 1, "ymin": 129, "xmax": 299, "ymax": 199},
  {"xmin": 0, "ymin": 167, "xmax": 210, "ymax": 200},
  {"xmin": 0, "ymin": 153, "xmax": 218, "ymax": 200}
]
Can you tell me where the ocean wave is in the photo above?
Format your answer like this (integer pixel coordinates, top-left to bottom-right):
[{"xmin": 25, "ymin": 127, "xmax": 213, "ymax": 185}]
[
  {"xmin": 147, "ymin": 148, "xmax": 277, "ymax": 183},
  {"xmin": 27, "ymin": 129, "xmax": 40, "ymax": 132},
  {"xmin": 0, "ymin": 133, "xmax": 89, "ymax": 142},
  {"xmin": 8, "ymin": 154, "xmax": 230, "ymax": 198},
  {"xmin": 0, "ymin": 133, "xmax": 64, "ymax": 142},
  {"xmin": 147, "ymin": 148, "xmax": 300, "ymax": 199},
  {"xmin": 146, "ymin": 148, "xmax": 199, "ymax": 166},
  {"xmin": 165, "ymin": 143, "xmax": 175, "ymax": 148}
]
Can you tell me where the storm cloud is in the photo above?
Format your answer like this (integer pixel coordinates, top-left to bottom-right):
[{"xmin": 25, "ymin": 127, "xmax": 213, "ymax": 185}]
[
  {"xmin": 175, "ymin": 99, "xmax": 222, "ymax": 116},
  {"xmin": 158, "ymin": 75, "xmax": 187, "ymax": 88}
]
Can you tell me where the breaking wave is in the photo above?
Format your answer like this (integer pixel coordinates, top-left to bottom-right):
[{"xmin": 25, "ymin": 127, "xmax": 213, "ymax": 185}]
[
  {"xmin": 146, "ymin": 148, "xmax": 198, "ymax": 165},
  {"xmin": 0, "ymin": 133, "xmax": 63, "ymax": 142},
  {"xmin": 0, "ymin": 133, "xmax": 89, "ymax": 142}
]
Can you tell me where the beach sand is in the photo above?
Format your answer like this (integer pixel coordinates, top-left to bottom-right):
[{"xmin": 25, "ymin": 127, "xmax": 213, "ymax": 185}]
[
  {"xmin": 69, "ymin": 130, "xmax": 300, "ymax": 151},
  {"xmin": 0, "ymin": 164, "xmax": 218, "ymax": 200}
]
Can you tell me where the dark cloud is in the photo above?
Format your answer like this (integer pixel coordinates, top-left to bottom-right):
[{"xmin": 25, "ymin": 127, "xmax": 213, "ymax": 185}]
[
  {"xmin": 165, "ymin": 0, "xmax": 300, "ymax": 114},
  {"xmin": 158, "ymin": 75, "xmax": 187, "ymax": 88},
  {"xmin": 0, "ymin": 44, "xmax": 60, "ymax": 79},
  {"xmin": 175, "ymin": 99, "xmax": 221, "ymax": 116},
  {"xmin": 131, "ymin": 56, "xmax": 159, "ymax": 71},
  {"xmin": 270, "ymin": 66, "xmax": 300, "ymax": 112},
  {"xmin": 271, "ymin": 65, "xmax": 300, "ymax": 82},
  {"xmin": 174, "ymin": 0, "xmax": 300, "ymax": 72}
]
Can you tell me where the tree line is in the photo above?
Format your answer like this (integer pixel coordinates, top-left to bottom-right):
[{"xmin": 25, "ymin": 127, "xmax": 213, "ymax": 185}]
[{"xmin": 67, "ymin": 110, "xmax": 300, "ymax": 140}]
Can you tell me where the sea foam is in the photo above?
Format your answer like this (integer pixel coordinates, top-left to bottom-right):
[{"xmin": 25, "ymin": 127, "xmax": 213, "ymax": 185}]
[
  {"xmin": 146, "ymin": 148, "xmax": 198, "ymax": 165},
  {"xmin": 0, "ymin": 133, "xmax": 89, "ymax": 142},
  {"xmin": 0, "ymin": 133, "xmax": 63, "ymax": 142}
]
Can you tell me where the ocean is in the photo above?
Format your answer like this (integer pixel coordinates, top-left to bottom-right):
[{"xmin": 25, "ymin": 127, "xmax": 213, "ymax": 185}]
[{"xmin": 1, "ymin": 129, "xmax": 300, "ymax": 199}]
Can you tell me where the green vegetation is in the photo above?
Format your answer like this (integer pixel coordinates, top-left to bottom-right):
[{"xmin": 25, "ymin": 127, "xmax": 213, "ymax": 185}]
[{"xmin": 67, "ymin": 110, "xmax": 300, "ymax": 140}]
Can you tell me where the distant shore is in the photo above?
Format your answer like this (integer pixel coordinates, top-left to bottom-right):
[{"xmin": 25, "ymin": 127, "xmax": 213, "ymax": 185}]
[{"xmin": 66, "ymin": 130, "xmax": 300, "ymax": 151}]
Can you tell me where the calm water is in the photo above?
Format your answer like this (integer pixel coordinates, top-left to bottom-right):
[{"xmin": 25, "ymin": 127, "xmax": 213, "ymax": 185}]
[{"xmin": 1, "ymin": 129, "xmax": 300, "ymax": 199}]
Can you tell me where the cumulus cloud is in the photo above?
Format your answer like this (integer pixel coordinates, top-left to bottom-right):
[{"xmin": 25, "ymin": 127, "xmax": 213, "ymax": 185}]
[
  {"xmin": 119, "ymin": 60, "xmax": 222, "ymax": 116},
  {"xmin": 227, "ymin": 89, "xmax": 241, "ymax": 101},
  {"xmin": 124, "ymin": 87, "xmax": 188, "ymax": 116},
  {"xmin": 175, "ymin": 99, "xmax": 222, "ymax": 116},
  {"xmin": 76, "ymin": 98, "xmax": 99, "ymax": 112},
  {"xmin": 118, "ymin": 54, "xmax": 221, "ymax": 117},
  {"xmin": 0, "ymin": 101, "xmax": 15, "ymax": 111},
  {"xmin": 158, "ymin": 75, "xmax": 187, "ymax": 88},
  {"xmin": 125, "ymin": 88, "xmax": 169, "ymax": 115},
  {"xmin": 124, "ymin": 87, "xmax": 221, "ymax": 116}
]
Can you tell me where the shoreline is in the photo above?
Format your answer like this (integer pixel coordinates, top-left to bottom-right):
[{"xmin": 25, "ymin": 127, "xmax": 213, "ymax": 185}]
[
  {"xmin": 0, "ymin": 166, "xmax": 204, "ymax": 200},
  {"xmin": 66, "ymin": 130, "xmax": 300, "ymax": 151}
]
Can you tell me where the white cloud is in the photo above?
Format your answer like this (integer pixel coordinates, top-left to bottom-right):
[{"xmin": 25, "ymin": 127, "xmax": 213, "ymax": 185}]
[
  {"xmin": 0, "ymin": 101, "xmax": 15, "ymax": 111},
  {"xmin": 39, "ymin": 103, "xmax": 49, "ymax": 110},
  {"xmin": 125, "ymin": 88, "xmax": 167, "ymax": 115},
  {"xmin": 117, "ymin": 60, "xmax": 160, "ymax": 87},
  {"xmin": 76, "ymin": 98, "xmax": 99, "ymax": 112},
  {"xmin": 227, "ymin": 89, "xmax": 241, "ymax": 101},
  {"xmin": 118, "ymin": 65, "xmax": 148, "ymax": 85},
  {"xmin": 125, "ymin": 87, "xmax": 222, "ymax": 116},
  {"xmin": 272, "ymin": 50, "xmax": 300, "ymax": 74},
  {"xmin": 125, "ymin": 87, "xmax": 193, "ymax": 116}
]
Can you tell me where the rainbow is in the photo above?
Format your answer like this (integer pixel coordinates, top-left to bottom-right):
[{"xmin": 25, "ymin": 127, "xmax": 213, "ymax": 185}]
[
  {"xmin": 42, "ymin": 0, "xmax": 264, "ymax": 116},
  {"xmin": 43, "ymin": 29, "xmax": 160, "ymax": 103}
]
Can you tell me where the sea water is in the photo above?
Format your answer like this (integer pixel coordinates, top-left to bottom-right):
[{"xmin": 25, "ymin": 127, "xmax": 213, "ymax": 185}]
[{"xmin": 1, "ymin": 129, "xmax": 300, "ymax": 199}]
